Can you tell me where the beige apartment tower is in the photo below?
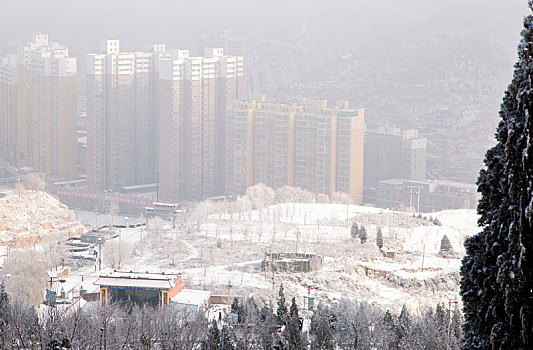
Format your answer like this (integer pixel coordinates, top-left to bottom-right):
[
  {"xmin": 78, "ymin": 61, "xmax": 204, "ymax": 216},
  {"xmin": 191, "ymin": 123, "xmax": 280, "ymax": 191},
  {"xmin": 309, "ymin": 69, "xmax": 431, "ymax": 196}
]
[
  {"xmin": 226, "ymin": 97, "xmax": 365, "ymax": 204},
  {"xmin": 86, "ymin": 40, "xmax": 163, "ymax": 191},
  {"xmin": 158, "ymin": 48, "xmax": 246, "ymax": 201},
  {"xmin": 0, "ymin": 33, "xmax": 77, "ymax": 178}
]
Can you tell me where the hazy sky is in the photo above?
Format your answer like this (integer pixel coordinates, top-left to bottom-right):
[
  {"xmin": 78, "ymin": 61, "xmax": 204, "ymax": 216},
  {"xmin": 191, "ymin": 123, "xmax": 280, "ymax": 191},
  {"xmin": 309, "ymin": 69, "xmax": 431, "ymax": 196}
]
[
  {"xmin": 1, "ymin": 0, "xmax": 531, "ymax": 182},
  {"xmin": 0, "ymin": 0, "xmax": 529, "ymax": 53}
]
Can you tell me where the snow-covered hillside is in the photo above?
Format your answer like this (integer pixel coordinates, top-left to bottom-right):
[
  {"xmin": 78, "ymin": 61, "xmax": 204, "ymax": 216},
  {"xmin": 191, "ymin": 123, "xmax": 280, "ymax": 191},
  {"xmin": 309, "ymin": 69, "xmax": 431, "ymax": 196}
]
[{"xmin": 0, "ymin": 189, "xmax": 84, "ymax": 249}]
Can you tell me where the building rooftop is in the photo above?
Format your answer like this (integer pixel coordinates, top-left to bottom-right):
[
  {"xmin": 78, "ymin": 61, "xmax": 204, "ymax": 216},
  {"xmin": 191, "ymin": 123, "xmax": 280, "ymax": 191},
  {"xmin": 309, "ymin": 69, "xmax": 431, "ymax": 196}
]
[
  {"xmin": 171, "ymin": 289, "xmax": 211, "ymax": 306},
  {"xmin": 94, "ymin": 271, "xmax": 181, "ymax": 290}
]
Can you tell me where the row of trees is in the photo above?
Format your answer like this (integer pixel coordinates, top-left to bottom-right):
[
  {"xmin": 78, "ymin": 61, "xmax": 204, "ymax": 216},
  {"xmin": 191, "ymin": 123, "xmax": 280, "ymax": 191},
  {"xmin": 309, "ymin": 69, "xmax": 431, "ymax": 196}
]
[
  {"xmin": 351, "ymin": 223, "xmax": 383, "ymax": 249},
  {"xmin": 222, "ymin": 284, "xmax": 463, "ymax": 350},
  {"xmin": 0, "ymin": 280, "xmax": 463, "ymax": 349}
]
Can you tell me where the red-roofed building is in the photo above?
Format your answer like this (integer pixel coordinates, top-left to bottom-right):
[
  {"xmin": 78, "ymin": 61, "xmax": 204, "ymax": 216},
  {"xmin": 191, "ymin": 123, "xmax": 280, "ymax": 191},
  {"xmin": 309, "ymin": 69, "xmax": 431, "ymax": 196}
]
[{"xmin": 94, "ymin": 270, "xmax": 184, "ymax": 308}]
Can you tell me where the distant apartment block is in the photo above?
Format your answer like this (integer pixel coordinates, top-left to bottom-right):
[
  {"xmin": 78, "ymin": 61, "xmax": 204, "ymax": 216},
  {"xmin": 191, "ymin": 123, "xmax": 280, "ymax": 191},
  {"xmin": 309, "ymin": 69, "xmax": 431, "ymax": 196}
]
[
  {"xmin": 363, "ymin": 127, "xmax": 427, "ymax": 188},
  {"xmin": 158, "ymin": 48, "xmax": 246, "ymax": 201},
  {"xmin": 376, "ymin": 178, "xmax": 478, "ymax": 212},
  {"xmin": 226, "ymin": 97, "xmax": 365, "ymax": 203},
  {"xmin": 0, "ymin": 33, "xmax": 77, "ymax": 178},
  {"xmin": 86, "ymin": 40, "xmax": 164, "ymax": 191}
]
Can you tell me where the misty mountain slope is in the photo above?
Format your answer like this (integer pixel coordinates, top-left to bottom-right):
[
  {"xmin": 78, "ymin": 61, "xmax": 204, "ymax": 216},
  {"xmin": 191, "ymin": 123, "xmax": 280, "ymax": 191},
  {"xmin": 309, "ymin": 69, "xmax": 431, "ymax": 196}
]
[{"xmin": 248, "ymin": 1, "xmax": 525, "ymax": 182}]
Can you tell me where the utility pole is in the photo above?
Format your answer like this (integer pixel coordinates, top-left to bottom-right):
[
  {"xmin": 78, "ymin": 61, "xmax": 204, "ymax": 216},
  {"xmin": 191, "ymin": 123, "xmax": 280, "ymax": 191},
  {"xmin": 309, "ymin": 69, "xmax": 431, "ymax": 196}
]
[
  {"xmin": 296, "ymin": 228, "xmax": 300, "ymax": 253},
  {"xmin": 140, "ymin": 212, "xmax": 143, "ymax": 255},
  {"xmin": 97, "ymin": 237, "xmax": 104, "ymax": 271},
  {"xmin": 417, "ymin": 185, "xmax": 421, "ymax": 213},
  {"xmin": 346, "ymin": 198, "xmax": 350, "ymax": 228},
  {"xmin": 421, "ymin": 243, "xmax": 425, "ymax": 271},
  {"xmin": 156, "ymin": 170, "xmax": 160, "ymax": 202},
  {"xmin": 409, "ymin": 186, "xmax": 413, "ymax": 210}
]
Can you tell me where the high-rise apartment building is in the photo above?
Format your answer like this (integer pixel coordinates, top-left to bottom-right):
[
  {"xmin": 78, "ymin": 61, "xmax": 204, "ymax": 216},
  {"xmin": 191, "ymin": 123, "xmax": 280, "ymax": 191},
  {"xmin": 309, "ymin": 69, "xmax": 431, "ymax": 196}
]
[
  {"xmin": 0, "ymin": 33, "xmax": 77, "ymax": 177},
  {"xmin": 363, "ymin": 127, "xmax": 427, "ymax": 188},
  {"xmin": 226, "ymin": 97, "xmax": 365, "ymax": 203},
  {"xmin": 158, "ymin": 48, "xmax": 246, "ymax": 201},
  {"xmin": 87, "ymin": 40, "xmax": 164, "ymax": 191}
]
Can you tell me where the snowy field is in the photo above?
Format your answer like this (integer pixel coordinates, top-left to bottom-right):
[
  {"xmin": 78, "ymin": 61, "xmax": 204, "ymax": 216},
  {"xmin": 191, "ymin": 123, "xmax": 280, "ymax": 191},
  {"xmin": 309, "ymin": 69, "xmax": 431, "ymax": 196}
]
[
  {"xmin": 88, "ymin": 203, "xmax": 480, "ymax": 315},
  {"xmin": 1, "ymin": 192, "xmax": 479, "ymax": 315}
]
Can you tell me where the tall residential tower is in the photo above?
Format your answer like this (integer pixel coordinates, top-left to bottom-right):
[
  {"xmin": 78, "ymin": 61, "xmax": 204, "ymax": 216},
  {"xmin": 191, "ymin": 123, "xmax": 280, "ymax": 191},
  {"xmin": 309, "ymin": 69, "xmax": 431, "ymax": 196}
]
[
  {"xmin": 0, "ymin": 33, "xmax": 77, "ymax": 177},
  {"xmin": 226, "ymin": 97, "xmax": 365, "ymax": 203},
  {"xmin": 86, "ymin": 40, "xmax": 163, "ymax": 191},
  {"xmin": 158, "ymin": 48, "xmax": 246, "ymax": 201}
]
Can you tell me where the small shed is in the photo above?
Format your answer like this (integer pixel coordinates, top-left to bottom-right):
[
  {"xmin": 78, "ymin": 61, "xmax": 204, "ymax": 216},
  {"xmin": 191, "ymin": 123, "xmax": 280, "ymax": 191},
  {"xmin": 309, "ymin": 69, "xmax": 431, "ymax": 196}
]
[{"xmin": 171, "ymin": 289, "xmax": 211, "ymax": 312}]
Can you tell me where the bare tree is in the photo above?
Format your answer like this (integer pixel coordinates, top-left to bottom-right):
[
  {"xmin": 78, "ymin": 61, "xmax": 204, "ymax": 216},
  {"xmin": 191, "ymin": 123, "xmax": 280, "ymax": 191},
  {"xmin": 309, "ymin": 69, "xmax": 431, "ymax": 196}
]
[
  {"xmin": 23, "ymin": 173, "xmax": 44, "ymax": 192},
  {"xmin": 103, "ymin": 238, "xmax": 132, "ymax": 269},
  {"xmin": 2, "ymin": 250, "xmax": 48, "ymax": 305}
]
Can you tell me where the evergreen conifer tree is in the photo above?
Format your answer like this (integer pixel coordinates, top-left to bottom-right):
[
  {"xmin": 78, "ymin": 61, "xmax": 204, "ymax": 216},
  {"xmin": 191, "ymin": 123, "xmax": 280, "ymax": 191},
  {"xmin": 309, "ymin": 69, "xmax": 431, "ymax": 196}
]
[
  {"xmin": 310, "ymin": 305, "xmax": 334, "ymax": 350},
  {"xmin": 350, "ymin": 223, "xmax": 358, "ymax": 239},
  {"xmin": 376, "ymin": 227, "xmax": 384, "ymax": 249},
  {"xmin": 0, "ymin": 283, "xmax": 9, "ymax": 347},
  {"xmin": 287, "ymin": 297, "xmax": 302, "ymax": 350},
  {"xmin": 439, "ymin": 234, "xmax": 453, "ymax": 256},
  {"xmin": 460, "ymin": 5, "xmax": 533, "ymax": 348},
  {"xmin": 260, "ymin": 304, "xmax": 277, "ymax": 348},
  {"xmin": 434, "ymin": 303, "xmax": 448, "ymax": 346},
  {"xmin": 231, "ymin": 297, "xmax": 246, "ymax": 324},
  {"xmin": 231, "ymin": 297, "xmax": 239, "ymax": 314},
  {"xmin": 382, "ymin": 310, "xmax": 398, "ymax": 349},
  {"xmin": 244, "ymin": 297, "xmax": 259, "ymax": 325},
  {"xmin": 359, "ymin": 225, "xmax": 367, "ymax": 244},
  {"xmin": 277, "ymin": 284, "xmax": 289, "ymax": 326},
  {"xmin": 207, "ymin": 320, "xmax": 220, "ymax": 350},
  {"xmin": 397, "ymin": 304, "xmax": 411, "ymax": 342}
]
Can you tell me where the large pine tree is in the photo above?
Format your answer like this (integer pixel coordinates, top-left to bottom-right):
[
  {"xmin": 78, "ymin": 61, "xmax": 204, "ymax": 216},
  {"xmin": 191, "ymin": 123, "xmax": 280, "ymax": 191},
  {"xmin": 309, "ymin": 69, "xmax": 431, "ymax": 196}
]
[{"xmin": 460, "ymin": 5, "xmax": 533, "ymax": 348}]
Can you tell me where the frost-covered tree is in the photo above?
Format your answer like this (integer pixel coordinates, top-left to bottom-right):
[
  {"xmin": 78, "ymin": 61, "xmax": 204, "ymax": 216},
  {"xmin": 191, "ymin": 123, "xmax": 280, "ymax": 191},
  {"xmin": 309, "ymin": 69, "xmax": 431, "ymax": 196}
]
[
  {"xmin": 24, "ymin": 173, "xmax": 44, "ymax": 192},
  {"xmin": 260, "ymin": 304, "xmax": 277, "ymax": 349},
  {"xmin": 0, "ymin": 283, "xmax": 8, "ymax": 348},
  {"xmin": 244, "ymin": 297, "xmax": 259, "ymax": 325},
  {"xmin": 376, "ymin": 227, "xmax": 384, "ymax": 249},
  {"xmin": 439, "ymin": 234, "xmax": 453, "ymax": 256},
  {"xmin": 396, "ymin": 304, "xmax": 410, "ymax": 343},
  {"xmin": 358, "ymin": 225, "xmax": 367, "ymax": 244},
  {"xmin": 460, "ymin": 6, "xmax": 533, "ymax": 349},
  {"xmin": 231, "ymin": 297, "xmax": 241, "ymax": 323},
  {"xmin": 103, "ymin": 238, "xmax": 131, "ymax": 269},
  {"xmin": 287, "ymin": 297, "xmax": 302, "ymax": 350},
  {"xmin": 310, "ymin": 304, "xmax": 335, "ymax": 349},
  {"xmin": 3, "ymin": 251, "xmax": 48, "ymax": 305},
  {"xmin": 219, "ymin": 325, "xmax": 236, "ymax": 350},
  {"xmin": 206, "ymin": 319, "xmax": 220, "ymax": 350},
  {"xmin": 277, "ymin": 284, "xmax": 289, "ymax": 326},
  {"xmin": 350, "ymin": 223, "xmax": 358, "ymax": 239},
  {"xmin": 381, "ymin": 309, "xmax": 398, "ymax": 349}
]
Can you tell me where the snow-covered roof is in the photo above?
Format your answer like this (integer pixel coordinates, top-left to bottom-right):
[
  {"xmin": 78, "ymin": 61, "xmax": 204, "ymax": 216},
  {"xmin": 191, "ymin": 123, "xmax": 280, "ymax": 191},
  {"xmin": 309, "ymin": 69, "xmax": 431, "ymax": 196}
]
[
  {"xmin": 171, "ymin": 289, "xmax": 211, "ymax": 306},
  {"xmin": 94, "ymin": 271, "xmax": 181, "ymax": 290}
]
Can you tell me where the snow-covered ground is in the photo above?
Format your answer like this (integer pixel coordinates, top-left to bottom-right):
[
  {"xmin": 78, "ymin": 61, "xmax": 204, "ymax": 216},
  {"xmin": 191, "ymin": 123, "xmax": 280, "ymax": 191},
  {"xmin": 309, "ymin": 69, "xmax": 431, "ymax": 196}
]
[
  {"xmin": 91, "ymin": 203, "xmax": 480, "ymax": 314},
  {"xmin": 2, "ymin": 196, "xmax": 479, "ymax": 315}
]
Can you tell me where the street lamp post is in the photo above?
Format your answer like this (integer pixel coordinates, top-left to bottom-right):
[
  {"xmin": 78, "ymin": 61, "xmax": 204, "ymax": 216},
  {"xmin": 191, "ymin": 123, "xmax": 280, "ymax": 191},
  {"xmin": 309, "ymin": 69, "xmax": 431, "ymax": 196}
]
[
  {"xmin": 446, "ymin": 295, "xmax": 458, "ymax": 348},
  {"xmin": 303, "ymin": 283, "xmax": 319, "ymax": 346}
]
